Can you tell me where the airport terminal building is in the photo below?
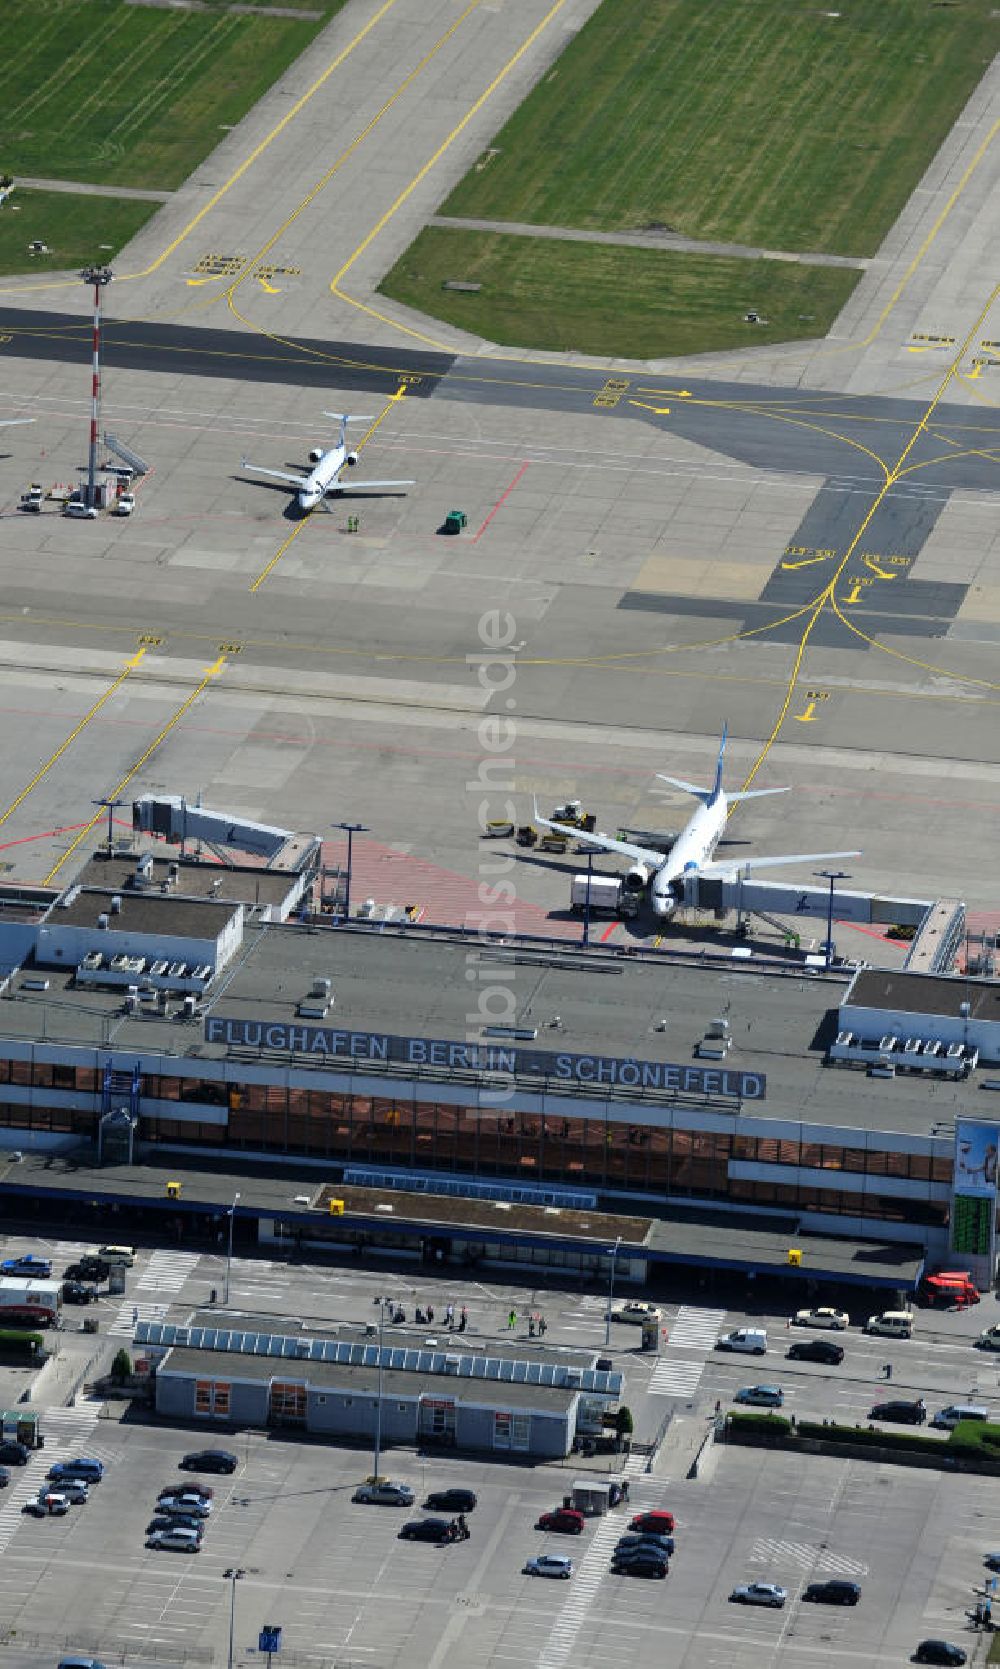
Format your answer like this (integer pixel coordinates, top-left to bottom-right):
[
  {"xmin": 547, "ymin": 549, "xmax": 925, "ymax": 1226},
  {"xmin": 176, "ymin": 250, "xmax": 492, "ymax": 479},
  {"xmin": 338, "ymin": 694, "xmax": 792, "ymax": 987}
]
[{"xmin": 0, "ymin": 848, "xmax": 995, "ymax": 1287}]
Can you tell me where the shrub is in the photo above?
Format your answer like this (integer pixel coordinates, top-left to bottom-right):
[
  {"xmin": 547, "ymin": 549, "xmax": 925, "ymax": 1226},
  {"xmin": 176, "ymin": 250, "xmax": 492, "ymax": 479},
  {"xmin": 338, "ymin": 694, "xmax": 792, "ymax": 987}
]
[
  {"xmin": 726, "ymin": 1411, "xmax": 792, "ymax": 1438},
  {"xmin": 111, "ymin": 1347, "xmax": 133, "ymax": 1381},
  {"xmin": 797, "ymin": 1420, "xmax": 950, "ymax": 1458}
]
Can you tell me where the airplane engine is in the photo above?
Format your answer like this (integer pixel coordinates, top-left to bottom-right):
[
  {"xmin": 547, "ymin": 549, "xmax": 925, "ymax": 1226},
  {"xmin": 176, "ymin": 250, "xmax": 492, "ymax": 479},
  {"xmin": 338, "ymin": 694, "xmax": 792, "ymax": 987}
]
[
  {"xmin": 308, "ymin": 448, "xmax": 324, "ymax": 463},
  {"xmin": 624, "ymin": 864, "xmax": 653, "ymax": 892},
  {"xmin": 346, "ymin": 451, "xmax": 359, "ymax": 467}
]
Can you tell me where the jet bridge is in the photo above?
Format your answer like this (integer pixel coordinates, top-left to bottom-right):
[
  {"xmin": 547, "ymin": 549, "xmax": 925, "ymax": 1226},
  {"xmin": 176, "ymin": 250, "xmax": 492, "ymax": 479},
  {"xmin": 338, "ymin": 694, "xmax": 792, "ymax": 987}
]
[{"xmin": 131, "ymin": 795, "xmax": 320, "ymax": 874}]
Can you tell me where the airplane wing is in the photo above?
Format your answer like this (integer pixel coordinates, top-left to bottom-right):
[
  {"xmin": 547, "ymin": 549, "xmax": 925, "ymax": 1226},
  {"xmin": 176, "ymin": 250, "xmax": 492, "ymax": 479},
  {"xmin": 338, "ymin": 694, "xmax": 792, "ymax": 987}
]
[
  {"xmin": 532, "ymin": 802, "xmax": 665, "ymax": 869},
  {"xmin": 328, "ymin": 478, "xmax": 414, "ymax": 493},
  {"xmin": 240, "ymin": 458, "xmax": 306, "ymax": 486},
  {"xmin": 702, "ymin": 848, "xmax": 860, "ymax": 880}
]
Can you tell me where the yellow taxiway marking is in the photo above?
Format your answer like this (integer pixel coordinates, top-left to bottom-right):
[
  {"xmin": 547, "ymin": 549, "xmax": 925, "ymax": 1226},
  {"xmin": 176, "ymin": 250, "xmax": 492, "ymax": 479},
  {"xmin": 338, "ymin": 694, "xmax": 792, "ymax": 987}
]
[
  {"xmin": 629, "ymin": 400, "xmax": 671, "ymax": 416},
  {"xmin": 780, "ymin": 555, "xmax": 830, "ymax": 571},
  {"xmin": 862, "ymin": 556, "xmax": 898, "ymax": 580},
  {"xmin": 636, "ymin": 387, "xmax": 693, "ymax": 397},
  {"xmin": 0, "ymin": 647, "xmax": 148, "ymax": 834},
  {"xmin": 44, "ymin": 655, "xmax": 229, "ymax": 884},
  {"xmin": 794, "ymin": 700, "xmax": 821, "ymax": 723}
]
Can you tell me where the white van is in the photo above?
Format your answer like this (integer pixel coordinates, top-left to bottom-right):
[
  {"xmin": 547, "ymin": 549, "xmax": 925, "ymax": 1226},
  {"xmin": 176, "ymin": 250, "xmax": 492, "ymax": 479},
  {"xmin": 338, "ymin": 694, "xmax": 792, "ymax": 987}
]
[
  {"xmin": 716, "ymin": 1328, "xmax": 767, "ymax": 1355},
  {"xmin": 931, "ymin": 1403, "xmax": 990, "ymax": 1431},
  {"xmin": 98, "ymin": 1245, "xmax": 135, "ymax": 1268},
  {"xmin": 864, "ymin": 1310, "xmax": 914, "ymax": 1339}
]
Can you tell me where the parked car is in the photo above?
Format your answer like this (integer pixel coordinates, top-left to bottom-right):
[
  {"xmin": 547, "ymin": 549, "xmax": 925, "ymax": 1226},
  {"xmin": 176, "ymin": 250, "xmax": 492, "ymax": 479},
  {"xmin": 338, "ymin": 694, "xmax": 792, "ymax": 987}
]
[
  {"xmin": 353, "ymin": 1480, "xmax": 414, "ymax": 1506},
  {"xmin": 611, "ymin": 1544, "xmax": 669, "ymax": 1569},
  {"xmin": 58, "ymin": 1658, "xmax": 109, "ymax": 1669},
  {"xmin": 793, "ymin": 1307, "xmax": 849, "ymax": 1331},
  {"xmin": 803, "ymin": 1579, "xmax": 861, "ymax": 1605},
  {"xmin": 47, "ymin": 1459, "xmax": 104, "ymax": 1484},
  {"xmin": 1, "ymin": 1254, "xmax": 52, "ymax": 1277},
  {"xmin": 64, "ymin": 501, "xmax": 98, "ymax": 520},
  {"xmin": 611, "ymin": 1552, "xmax": 668, "ymax": 1578},
  {"xmin": 64, "ymin": 1257, "xmax": 109, "ymax": 1283},
  {"xmin": 729, "ymin": 1582, "xmax": 786, "ymax": 1608},
  {"xmin": 931, "ymin": 1404, "xmax": 989, "ymax": 1431},
  {"xmin": 180, "ymin": 1449, "xmax": 237, "ymax": 1474},
  {"xmin": 39, "ymin": 1479, "xmax": 88, "ymax": 1505},
  {"xmin": 716, "ymin": 1329, "xmax": 767, "ymax": 1355},
  {"xmin": 424, "ymin": 1488, "xmax": 477, "ymax": 1513},
  {"xmin": 868, "ymin": 1399, "xmax": 926, "ymax": 1425},
  {"xmin": 158, "ymin": 1482, "xmax": 213, "ymax": 1503},
  {"xmin": 985, "ymin": 1552, "xmax": 1000, "ymax": 1573},
  {"xmin": 61, "ymin": 1281, "xmax": 98, "ymax": 1305},
  {"xmin": 147, "ymin": 1526, "xmax": 201, "ymax": 1553},
  {"xmin": 158, "ymin": 1493, "xmax": 212, "ymax": 1518},
  {"xmin": 611, "ymin": 1302, "xmax": 662, "ymax": 1324},
  {"xmin": 0, "ymin": 1442, "xmax": 29, "ymax": 1465},
  {"xmin": 734, "ymin": 1385, "xmax": 784, "ymax": 1408},
  {"xmin": 615, "ymin": 1532, "xmax": 674, "ymax": 1557},
  {"xmin": 913, "ymin": 1643, "xmax": 967, "ymax": 1666},
  {"xmin": 524, "ymin": 1554, "xmax": 573, "ymax": 1579},
  {"xmin": 978, "ymin": 1325, "xmax": 1000, "ymax": 1352},
  {"xmin": 786, "ymin": 1338, "xmax": 844, "ymax": 1365},
  {"xmin": 537, "ymin": 1508, "xmax": 585, "ymax": 1535},
  {"xmin": 629, "ymin": 1510, "xmax": 675, "ymax": 1534},
  {"xmin": 149, "ymin": 1514, "xmax": 204, "ymax": 1537},
  {"xmin": 24, "ymin": 1492, "xmax": 69, "ymax": 1516},
  {"xmin": 398, "ymin": 1518, "xmax": 454, "ymax": 1544}
]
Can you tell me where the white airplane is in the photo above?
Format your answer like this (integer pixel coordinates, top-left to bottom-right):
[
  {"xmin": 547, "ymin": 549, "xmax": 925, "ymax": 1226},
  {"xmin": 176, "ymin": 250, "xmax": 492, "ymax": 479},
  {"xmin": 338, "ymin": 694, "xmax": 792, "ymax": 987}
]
[
  {"xmin": 240, "ymin": 412, "xmax": 413, "ymax": 512},
  {"xmin": 532, "ymin": 725, "xmax": 860, "ymax": 918}
]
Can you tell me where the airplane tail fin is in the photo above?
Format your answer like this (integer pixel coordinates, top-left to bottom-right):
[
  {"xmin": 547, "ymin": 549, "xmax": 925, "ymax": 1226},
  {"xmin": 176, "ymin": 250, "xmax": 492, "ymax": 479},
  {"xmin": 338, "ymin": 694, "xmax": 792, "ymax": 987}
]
[
  {"xmin": 711, "ymin": 723, "xmax": 728, "ymax": 803},
  {"xmin": 655, "ymin": 724, "xmax": 729, "ymax": 806},
  {"xmin": 321, "ymin": 411, "xmax": 374, "ymax": 426}
]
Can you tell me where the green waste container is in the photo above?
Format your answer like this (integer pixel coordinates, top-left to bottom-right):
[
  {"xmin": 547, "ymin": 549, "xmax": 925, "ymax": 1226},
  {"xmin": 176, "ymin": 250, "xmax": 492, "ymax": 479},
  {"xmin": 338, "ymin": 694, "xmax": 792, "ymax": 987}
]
[{"xmin": 444, "ymin": 509, "xmax": 467, "ymax": 534}]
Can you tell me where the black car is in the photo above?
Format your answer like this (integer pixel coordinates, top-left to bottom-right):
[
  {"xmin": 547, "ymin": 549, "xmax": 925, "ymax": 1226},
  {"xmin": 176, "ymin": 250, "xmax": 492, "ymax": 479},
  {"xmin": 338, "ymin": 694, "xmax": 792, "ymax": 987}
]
[
  {"xmin": 787, "ymin": 1338, "xmax": 845, "ymax": 1365},
  {"xmin": 914, "ymin": 1643, "xmax": 967, "ymax": 1666},
  {"xmin": 62, "ymin": 1281, "xmax": 97, "ymax": 1305},
  {"xmin": 398, "ymin": 1517, "xmax": 453, "ymax": 1543},
  {"xmin": 180, "ymin": 1450, "xmax": 238, "ymax": 1474},
  {"xmin": 424, "ymin": 1489, "xmax": 477, "ymax": 1513},
  {"xmin": 611, "ymin": 1550, "xmax": 668, "ymax": 1577},
  {"xmin": 616, "ymin": 1533, "xmax": 674, "ymax": 1557},
  {"xmin": 64, "ymin": 1258, "xmax": 108, "ymax": 1283},
  {"xmin": 0, "ymin": 1442, "xmax": 29, "ymax": 1466},
  {"xmin": 869, "ymin": 1399, "xmax": 926, "ymax": 1425},
  {"xmin": 148, "ymin": 1514, "xmax": 204, "ymax": 1537},
  {"xmin": 803, "ymin": 1579, "xmax": 860, "ymax": 1605}
]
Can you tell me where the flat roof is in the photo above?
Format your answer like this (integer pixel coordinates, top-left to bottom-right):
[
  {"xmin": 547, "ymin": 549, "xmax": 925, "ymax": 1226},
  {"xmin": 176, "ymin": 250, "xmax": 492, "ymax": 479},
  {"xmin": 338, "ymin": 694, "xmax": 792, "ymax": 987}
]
[
  {"xmin": 44, "ymin": 888, "xmax": 237, "ymax": 940},
  {"xmin": 646, "ymin": 1210, "xmax": 923, "ymax": 1288},
  {"xmin": 848, "ymin": 968, "xmax": 1000, "ymax": 1024},
  {"xmin": 74, "ymin": 852, "xmax": 296, "ymax": 908},
  {"xmin": 159, "ymin": 1345, "xmax": 578, "ymax": 1410}
]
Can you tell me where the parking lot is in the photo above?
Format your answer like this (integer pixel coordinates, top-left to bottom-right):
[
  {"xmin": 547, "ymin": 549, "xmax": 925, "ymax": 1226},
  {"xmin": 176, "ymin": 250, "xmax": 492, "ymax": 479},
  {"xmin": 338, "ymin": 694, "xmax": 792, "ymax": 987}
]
[{"xmin": 0, "ymin": 1234, "xmax": 992, "ymax": 1664}]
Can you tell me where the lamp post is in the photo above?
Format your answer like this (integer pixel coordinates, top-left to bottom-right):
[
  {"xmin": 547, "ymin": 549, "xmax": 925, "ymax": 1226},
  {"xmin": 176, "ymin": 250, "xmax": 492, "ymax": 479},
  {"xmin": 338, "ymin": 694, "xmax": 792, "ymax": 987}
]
[
  {"xmin": 80, "ymin": 264, "xmax": 113, "ymax": 509},
  {"xmin": 332, "ymin": 821, "xmax": 368, "ymax": 923},
  {"xmin": 93, "ymin": 795, "xmax": 126, "ymax": 856},
  {"xmin": 223, "ymin": 1190, "xmax": 241, "ymax": 1305},
  {"xmin": 372, "ymin": 1295, "xmax": 387, "ymax": 1480},
  {"xmin": 604, "ymin": 1234, "xmax": 622, "ymax": 1349},
  {"xmin": 225, "ymin": 1566, "xmax": 246, "ymax": 1669},
  {"xmin": 815, "ymin": 869, "xmax": 850, "ymax": 970},
  {"xmin": 582, "ymin": 848, "xmax": 594, "ymax": 948}
]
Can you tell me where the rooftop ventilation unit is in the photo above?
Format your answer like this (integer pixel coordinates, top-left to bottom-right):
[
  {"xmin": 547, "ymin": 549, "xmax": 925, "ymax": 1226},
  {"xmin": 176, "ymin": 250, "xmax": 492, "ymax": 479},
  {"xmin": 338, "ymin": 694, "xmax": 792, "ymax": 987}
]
[
  {"xmin": 134, "ymin": 854, "xmax": 155, "ymax": 889},
  {"xmin": 111, "ymin": 895, "xmax": 123, "ymax": 915},
  {"xmin": 98, "ymin": 914, "xmax": 110, "ymax": 931}
]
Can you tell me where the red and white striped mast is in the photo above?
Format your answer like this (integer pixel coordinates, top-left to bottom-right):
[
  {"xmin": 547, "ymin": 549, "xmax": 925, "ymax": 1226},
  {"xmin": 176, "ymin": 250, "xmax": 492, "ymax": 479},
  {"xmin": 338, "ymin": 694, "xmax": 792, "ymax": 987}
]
[{"xmin": 81, "ymin": 265, "xmax": 113, "ymax": 509}]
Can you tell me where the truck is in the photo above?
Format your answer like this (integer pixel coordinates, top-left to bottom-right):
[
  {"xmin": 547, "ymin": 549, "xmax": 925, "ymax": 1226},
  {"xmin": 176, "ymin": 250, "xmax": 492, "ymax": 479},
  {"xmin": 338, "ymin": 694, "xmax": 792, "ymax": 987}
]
[
  {"xmin": 919, "ymin": 1270, "xmax": 980, "ymax": 1308},
  {"xmin": 0, "ymin": 1278, "xmax": 61, "ymax": 1327},
  {"xmin": 569, "ymin": 874, "xmax": 640, "ymax": 919}
]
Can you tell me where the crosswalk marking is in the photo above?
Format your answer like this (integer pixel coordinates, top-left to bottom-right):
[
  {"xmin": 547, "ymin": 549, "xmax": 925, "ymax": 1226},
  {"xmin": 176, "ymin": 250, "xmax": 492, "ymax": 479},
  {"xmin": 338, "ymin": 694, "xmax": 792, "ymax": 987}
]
[
  {"xmin": 0, "ymin": 1400, "xmax": 104, "ymax": 1555},
  {"xmin": 136, "ymin": 1250, "xmax": 199, "ymax": 1294},
  {"xmin": 538, "ymin": 1512, "xmax": 626, "ymax": 1669},
  {"xmin": 649, "ymin": 1357, "xmax": 706, "ymax": 1397},
  {"xmin": 667, "ymin": 1306, "xmax": 726, "ymax": 1350},
  {"xmin": 749, "ymin": 1537, "xmax": 868, "ymax": 1576},
  {"xmin": 110, "ymin": 1299, "xmax": 169, "ymax": 1337}
]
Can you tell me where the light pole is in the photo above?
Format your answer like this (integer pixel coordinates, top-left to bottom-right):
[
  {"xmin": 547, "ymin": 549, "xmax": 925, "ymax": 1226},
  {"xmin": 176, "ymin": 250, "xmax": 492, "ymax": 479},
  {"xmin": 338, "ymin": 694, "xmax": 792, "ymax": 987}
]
[
  {"xmin": 81, "ymin": 264, "xmax": 113, "ymax": 509},
  {"xmin": 582, "ymin": 848, "xmax": 594, "ymax": 948},
  {"xmin": 223, "ymin": 1191, "xmax": 241, "ymax": 1305},
  {"xmin": 225, "ymin": 1566, "xmax": 246, "ymax": 1669},
  {"xmin": 93, "ymin": 795, "xmax": 126, "ymax": 856},
  {"xmin": 815, "ymin": 869, "xmax": 850, "ymax": 971},
  {"xmin": 604, "ymin": 1234, "xmax": 622, "ymax": 1349},
  {"xmin": 372, "ymin": 1295, "xmax": 387, "ymax": 1480},
  {"xmin": 332, "ymin": 821, "xmax": 368, "ymax": 923}
]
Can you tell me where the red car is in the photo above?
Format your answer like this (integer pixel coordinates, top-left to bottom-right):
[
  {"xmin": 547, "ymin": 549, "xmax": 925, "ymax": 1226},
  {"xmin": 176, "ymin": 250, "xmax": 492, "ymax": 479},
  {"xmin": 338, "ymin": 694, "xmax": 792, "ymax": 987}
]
[
  {"xmin": 629, "ymin": 1510, "xmax": 675, "ymax": 1535},
  {"xmin": 537, "ymin": 1508, "xmax": 585, "ymax": 1535}
]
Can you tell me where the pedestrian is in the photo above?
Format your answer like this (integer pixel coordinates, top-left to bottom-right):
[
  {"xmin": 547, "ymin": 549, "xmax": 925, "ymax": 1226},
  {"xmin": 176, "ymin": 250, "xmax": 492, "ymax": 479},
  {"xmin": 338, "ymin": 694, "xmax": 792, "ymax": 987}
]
[
  {"xmin": 459, "ymin": 1305, "xmax": 468, "ymax": 1332},
  {"xmin": 509, "ymin": 1309, "xmax": 517, "ymax": 1330},
  {"xmin": 427, "ymin": 1304, "xmax": 434, "ymax": 1323},
  {"xmin": 528, "ymin": 1316, "xmax": 536, "ymax": 1338},
  {"xmin": 539, "ymin": 1314, "xmax": 547, "ymax": 1337},
  {"xmin": 446, "ymin": 1302, "xmax": 454, "ymax": 1327},
  {"xmin": 621, "ymin": 1479, "xmax": 629, "ymax": 1501},
  {"xmin": 884, "ymin": 1362, "xmax": 892, "ymax": 1380}
]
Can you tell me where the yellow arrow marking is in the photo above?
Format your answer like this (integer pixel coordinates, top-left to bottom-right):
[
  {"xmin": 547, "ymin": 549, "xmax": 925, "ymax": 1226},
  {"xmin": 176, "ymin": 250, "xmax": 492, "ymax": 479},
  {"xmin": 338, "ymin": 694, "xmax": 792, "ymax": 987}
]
[
  {"xmin": 843, "ymin": 582, "xmax": 866, "ymax": 604},
  {"xmin": 637, "ymin": 387, "xmax": 693, "ymax": 397},
  {"xmin": 184, "ymin": 275, "xmax": 224, "ymax": 287},
  {"xmin": 967, "ymin": 361, "xmax": 985, "ymax": 380},
  {"xmin": 257, "ymin": 277, "xmax": 281, "ymax": 294},
  {"xmin": 862, "ymin": 557, "xmax": 897, "ymax": 579},
  {"xmin": 795, "ymin": 700, "xmax": 821, "ymax": 723},
  {"xmin": 780, "ymin": 555, "xmax": 830, "ymax": 570},
  {"xmin": 629, "ymin": 400, "xmax": 671, "ymax": 415}
]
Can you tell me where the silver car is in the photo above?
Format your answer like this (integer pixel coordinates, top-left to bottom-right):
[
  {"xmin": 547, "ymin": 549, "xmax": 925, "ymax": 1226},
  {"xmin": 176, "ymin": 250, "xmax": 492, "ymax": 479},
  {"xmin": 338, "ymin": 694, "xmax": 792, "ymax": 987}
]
[
  {"xmin": 524, "ymin": 1555, "xmax": 573, "ymax": 1579},
  {"xmin": 730, "ymin": 1582, "xmax": 786, "ymax": 1608},
  {"xmin": 352, "ymin": 1480, "xmax": 414, "ymax": 1506}
]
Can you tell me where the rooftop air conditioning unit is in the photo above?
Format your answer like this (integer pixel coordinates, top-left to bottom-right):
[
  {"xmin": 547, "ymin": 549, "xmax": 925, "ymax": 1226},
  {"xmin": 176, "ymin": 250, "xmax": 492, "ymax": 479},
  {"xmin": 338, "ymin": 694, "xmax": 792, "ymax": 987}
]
[
  {"xmin": 98, "ymin": 914, "xmax": 110, "ymax": 931},
  {"xmin": 111, "ymin": 895, "xmax": 123, "ymax": 914}
]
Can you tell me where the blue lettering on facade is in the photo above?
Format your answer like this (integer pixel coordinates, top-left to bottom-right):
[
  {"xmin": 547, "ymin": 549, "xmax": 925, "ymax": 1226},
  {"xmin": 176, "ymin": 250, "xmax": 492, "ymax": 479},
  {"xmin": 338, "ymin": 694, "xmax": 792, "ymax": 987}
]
[{"xmin": 204, "ymin": 1018, "xmax": 765, "ymax": 1099}]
